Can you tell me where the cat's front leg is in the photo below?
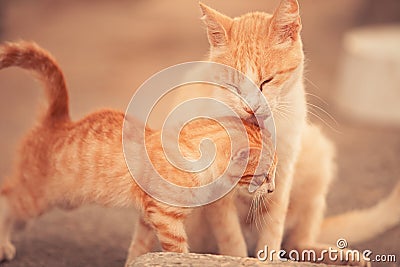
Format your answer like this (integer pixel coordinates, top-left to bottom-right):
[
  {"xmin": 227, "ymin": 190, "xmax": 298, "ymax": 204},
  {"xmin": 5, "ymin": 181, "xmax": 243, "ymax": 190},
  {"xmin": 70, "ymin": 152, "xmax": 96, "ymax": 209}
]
[{"xmin": 204, "ymin": 191, "xmax": 247, "ymax": 257}]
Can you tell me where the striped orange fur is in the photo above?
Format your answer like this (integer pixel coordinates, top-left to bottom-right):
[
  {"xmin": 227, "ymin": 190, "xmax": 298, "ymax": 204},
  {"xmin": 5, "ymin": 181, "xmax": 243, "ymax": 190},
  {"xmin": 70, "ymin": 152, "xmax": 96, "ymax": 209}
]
[{"xmin": 0, "ymin": 41, "xmax": 277, "ymax": 263}]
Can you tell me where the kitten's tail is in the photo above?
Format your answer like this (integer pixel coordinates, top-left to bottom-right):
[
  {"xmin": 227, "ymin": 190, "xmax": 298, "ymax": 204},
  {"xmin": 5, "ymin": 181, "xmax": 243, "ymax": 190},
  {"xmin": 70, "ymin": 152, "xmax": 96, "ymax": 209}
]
[
  {"xmin": 0, "ymin": 41, "xmax": 70, "ymax": 123},
  {"xmin": 318, "ymin": 181, "xmax": 400, "ymax": 244}
]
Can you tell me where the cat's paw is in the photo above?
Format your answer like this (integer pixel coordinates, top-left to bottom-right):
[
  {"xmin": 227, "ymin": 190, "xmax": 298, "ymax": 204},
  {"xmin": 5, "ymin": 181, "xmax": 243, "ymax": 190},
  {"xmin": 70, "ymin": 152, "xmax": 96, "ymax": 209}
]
[{"xmin": 0, "ymin": 242, "xmax": 16, "ymax": 262}]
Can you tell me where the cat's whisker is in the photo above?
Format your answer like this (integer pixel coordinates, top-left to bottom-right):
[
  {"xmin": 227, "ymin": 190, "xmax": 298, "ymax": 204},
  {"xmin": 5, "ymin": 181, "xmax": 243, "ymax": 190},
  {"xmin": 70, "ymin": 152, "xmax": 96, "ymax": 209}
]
[
  {"xmin": 262, "ymin": 197, "xmax": 276, "ymax": 223},
  {"xmin": 276, "ymin": 105, "xmax": 296, "ymax": 114},
  {"xmin": 276, "ymin": 103, "xmax": 296, "ymax": 113},
  {"xmin": 265, "ymin": 202, "xmax": 273, "ymax": 225},
  {"xmin": 274, "ymin": 111, "xmax": 289, "ymax": 122},
  {"xmin": 251, "ymin": 198, "xmax": 257, "ymax": 229},
  {"xmin": 267, "ymin": 198, "xmax": 279, "ymax": 208},
  {"xmin": 252, "ymin": 198, "xmax": 258, "ymax": 221},
  {"xmin": 247, "ymin": 197, "xmax": 255, "ymax": 224},
  {"xmin": 304, "ymin": 77, "xmax": 327, "ymax": 99},
  {"xmin": 261, "ymin": 194, "xmax": 269, "ymax": 212},
  {"xmin": 265, "ymin": 196, "xmax": 281, "ymax": 208},
  {"xmin": 257, "ymin": 196, "xmax": 265, "ymax": 230},
  {"xmin": 279, "ymin": 99, "xmax": 342, "ymax": 134},
  {"xmin": 304, "ymin": 91, "xmax": 329, "ymax": 106},
  {"xmin": 257, "ymin": 210, "xmax": 264, "ymax": 231},
  {"xmin": 258, "ymin": 195, "xmax": 268, "ymax": 230},
  {"xmin": 254, "ymin": 197, "xmax": 263, "ymax": 231},
  {"xmin": 307, "ymin": 109, "xmax": 342, "ymax": 134},
  {"xmin": 274, "ymin": 107, "xmax": 294, "ymax": 122},
  {"xmin": 276, "ymin": 114, "xmax": 290, "ymax": 123},
  {"xmin": 304, "ymin": 76, "xmax": 320, "ymax": 90},
  {"xmin": 249, "ymin": 197, "xmax": 259, "ymax": 231},
  {"xmin": 275, "ymin": 106, "xmax": 292, "ymax": 117},
  {"xmin": 276, "ymin": 101, "xmax": 293, "ymax": 105},
  {"xmin": 276, "ymin": 108, "xmax": 295, "ymax": 118},
  {"xmin": 265, "ymin": 205, "xmax": 274, "ymax": 222},
  {"xmin": 307, "ymin": 102, "xmax": 339, "ymax": 127},
  {"xmin": 275, "ymin": 104, "xmax": 291, "ymax": 110}
]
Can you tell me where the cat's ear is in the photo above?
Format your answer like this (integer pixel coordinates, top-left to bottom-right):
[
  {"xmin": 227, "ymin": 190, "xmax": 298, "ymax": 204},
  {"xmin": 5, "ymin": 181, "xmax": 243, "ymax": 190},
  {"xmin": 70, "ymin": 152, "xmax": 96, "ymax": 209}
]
[
  {"xmin": 269, "ymin": 0, "xmax": 302, "ymax": 45},
  {"xmin": 199, "ymin": 2, "xmax": 233, "ymax": 47},
  {"xmin": 232, "ymin": 147, "xmax": 250, "ymax": 165},
  {"xmin": 231, "ymin": 147, "xmax": 259, "ymax": 166}
]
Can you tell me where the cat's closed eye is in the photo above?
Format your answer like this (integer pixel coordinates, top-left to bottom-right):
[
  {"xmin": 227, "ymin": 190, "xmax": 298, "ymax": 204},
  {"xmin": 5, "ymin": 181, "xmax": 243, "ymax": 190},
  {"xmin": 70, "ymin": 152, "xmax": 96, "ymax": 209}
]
[
  {"xmin": 225, "ymin": 82, "xmax": 241, "ymax": 94},
  {"xmin": 260, "ymin": 77, "xmax": 274, "ymax": 91}
]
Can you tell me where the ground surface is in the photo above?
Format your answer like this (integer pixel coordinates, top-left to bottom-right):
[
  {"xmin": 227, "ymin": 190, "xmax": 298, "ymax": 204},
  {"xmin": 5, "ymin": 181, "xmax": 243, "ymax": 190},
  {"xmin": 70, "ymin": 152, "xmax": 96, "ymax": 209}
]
[
  {"xmin": 0, "ymin": 1, "xmax": 399, "ymax": 267},
  {"xmin": 128, "ymin": 252, "xmax": 338, "ymax": 267}
]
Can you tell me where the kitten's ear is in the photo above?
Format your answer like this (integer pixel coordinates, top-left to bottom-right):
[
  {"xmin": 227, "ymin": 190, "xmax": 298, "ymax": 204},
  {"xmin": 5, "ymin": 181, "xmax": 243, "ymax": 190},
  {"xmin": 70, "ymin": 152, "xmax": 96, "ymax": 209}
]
[
  {"xmin": 199, "ymin": 2, "xmax": 233, "ymax": 47},
  {"xmin": 231, "ymin": 147, "xmax": 258, "ymax": 166},
  {"xmin": 232, "ymin": 147, "xmax": 250, "ymax": 164},
  {"xmin": 269, "ymin": 0, "xmax": 302, "ymax": 45}
]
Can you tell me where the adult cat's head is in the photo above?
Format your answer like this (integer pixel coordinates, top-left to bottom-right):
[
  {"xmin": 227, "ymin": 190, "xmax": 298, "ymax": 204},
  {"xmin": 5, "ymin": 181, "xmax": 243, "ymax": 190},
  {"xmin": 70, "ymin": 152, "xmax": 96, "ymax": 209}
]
[{"xmin": 200, "ymin": 0, "xmax": 304, "ymax": 120}]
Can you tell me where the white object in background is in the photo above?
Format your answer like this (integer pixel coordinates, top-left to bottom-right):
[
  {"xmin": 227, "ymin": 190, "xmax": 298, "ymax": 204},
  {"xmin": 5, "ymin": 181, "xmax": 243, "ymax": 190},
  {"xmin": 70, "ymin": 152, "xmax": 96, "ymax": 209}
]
[{"xmin": 336, "ymin": 24, "xmax": 400, "ymax": 125}]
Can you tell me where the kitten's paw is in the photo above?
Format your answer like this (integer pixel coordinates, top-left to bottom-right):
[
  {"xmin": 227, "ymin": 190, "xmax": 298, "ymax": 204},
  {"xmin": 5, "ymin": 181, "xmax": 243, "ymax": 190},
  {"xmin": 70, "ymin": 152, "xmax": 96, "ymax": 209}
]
[{"xmin": 0, "ymin": 242, "xmax": 16, "ymax": 262}]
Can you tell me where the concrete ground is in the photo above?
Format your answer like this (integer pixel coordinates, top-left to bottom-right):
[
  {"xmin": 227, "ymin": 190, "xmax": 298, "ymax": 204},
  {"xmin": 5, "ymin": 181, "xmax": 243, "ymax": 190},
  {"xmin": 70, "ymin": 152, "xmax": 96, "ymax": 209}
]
[{"xmin": 0, "ymin": 1, "xmax": 399, "ymax": 266}]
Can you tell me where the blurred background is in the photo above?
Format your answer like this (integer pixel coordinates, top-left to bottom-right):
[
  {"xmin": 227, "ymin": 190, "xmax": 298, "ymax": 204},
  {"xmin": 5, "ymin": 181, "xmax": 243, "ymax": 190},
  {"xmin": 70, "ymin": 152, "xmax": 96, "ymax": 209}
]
[{"xmin": 0, "ymin": 0, "xmax": 399, "ymax": 266}]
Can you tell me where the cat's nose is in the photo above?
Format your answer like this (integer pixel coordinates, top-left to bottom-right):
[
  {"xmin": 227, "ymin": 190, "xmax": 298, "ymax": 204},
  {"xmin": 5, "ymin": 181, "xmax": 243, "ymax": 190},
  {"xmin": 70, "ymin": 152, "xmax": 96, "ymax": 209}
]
[{"xmin": 267, "ymin": 181, "xmax": 275, "ymax": 193}]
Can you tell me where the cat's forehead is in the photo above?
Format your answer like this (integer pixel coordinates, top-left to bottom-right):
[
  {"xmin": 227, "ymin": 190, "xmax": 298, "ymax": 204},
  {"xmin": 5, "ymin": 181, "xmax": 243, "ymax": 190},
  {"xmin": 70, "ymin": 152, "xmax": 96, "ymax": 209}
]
[
  {"xmin": 227, "ymin": 13, "xmax": 278, "ymax": 76},
  {"xmin": 231, "ymin": 12, "xmax": 273, "ymax": 40}
]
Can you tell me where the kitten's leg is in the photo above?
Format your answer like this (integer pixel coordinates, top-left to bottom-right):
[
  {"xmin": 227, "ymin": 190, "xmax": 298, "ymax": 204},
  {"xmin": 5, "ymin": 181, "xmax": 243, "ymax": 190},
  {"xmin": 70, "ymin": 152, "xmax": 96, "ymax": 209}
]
[
  {"xmin": 0, "ymin": 196, "xmax": 16, "ymax": 261},
  {"xmin": 0, "ymin": 180, "xmax": 51, "ymax": 262},
  {"xmin": 125, "ymin": 216, "xmax": 157, "ymax": 266},
  {"xmin": 144, "ymin": 202, "xmax": 189, "ymax": 253},
  {"xmin": 204, "ymin": 191, "xmax": 247, "ymax": 257}
]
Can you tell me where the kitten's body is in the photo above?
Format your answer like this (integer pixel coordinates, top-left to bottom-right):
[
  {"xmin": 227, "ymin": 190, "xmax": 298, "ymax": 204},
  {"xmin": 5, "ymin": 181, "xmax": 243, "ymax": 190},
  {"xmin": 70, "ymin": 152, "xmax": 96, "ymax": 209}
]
[{"xmin": 0, "ymin": 42, "xmax": 277, "ymax": 263}]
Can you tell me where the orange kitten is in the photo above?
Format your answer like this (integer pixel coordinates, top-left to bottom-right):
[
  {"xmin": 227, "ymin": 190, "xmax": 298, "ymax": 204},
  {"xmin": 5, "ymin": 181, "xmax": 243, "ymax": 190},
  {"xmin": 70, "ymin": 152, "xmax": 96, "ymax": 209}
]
[{"xmin": 0, "ymin": 42, "xmax": 277, "ymax": 263}]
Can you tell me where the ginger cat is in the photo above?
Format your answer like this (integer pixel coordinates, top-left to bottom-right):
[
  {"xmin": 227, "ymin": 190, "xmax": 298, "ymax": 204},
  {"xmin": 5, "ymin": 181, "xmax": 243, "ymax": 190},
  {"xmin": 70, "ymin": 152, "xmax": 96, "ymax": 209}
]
[
  {"xmin": 158, "ymin": 1, "xmax": 400, "ymax": 266},
  {"xmin": 0, "ymin": 41, "xmax": 278, "ymax": 263}
]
